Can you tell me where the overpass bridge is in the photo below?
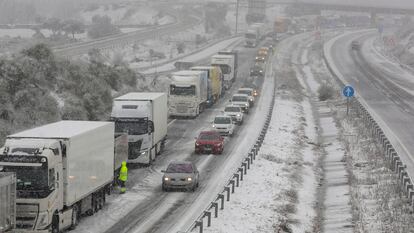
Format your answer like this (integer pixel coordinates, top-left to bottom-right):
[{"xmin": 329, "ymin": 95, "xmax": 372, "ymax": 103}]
[{"xmin": 267, "ymin": 0, "xmax": 414, "ymax": 14}]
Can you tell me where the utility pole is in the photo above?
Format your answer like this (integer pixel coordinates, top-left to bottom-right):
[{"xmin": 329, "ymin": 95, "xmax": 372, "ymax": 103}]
[{"xmin": 235, "ymin": 0, "xmax": 240, "ymax": 35}]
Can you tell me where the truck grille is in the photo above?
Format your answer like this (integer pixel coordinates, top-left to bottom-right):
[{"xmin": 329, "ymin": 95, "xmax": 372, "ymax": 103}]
[
  {"xmin": 177, "ymin": 105, "xmax": 187, "ymax": 113},
  {"xmin": 128, "ymin": 140, "xmax": 143, "ymax": 159},
  {"xmin": 16, "ymin": 204, "xmax": 38, "ymax": 230}
]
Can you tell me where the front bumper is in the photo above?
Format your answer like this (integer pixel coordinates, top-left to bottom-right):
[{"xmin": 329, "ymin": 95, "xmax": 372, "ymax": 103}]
[
  {"xmin": 163, "ymin": 180, "xmax": 195, "ymax": 189},
  {"xmin": 195, "ymin": 145, "xmax": 222, "ymax": 154}
]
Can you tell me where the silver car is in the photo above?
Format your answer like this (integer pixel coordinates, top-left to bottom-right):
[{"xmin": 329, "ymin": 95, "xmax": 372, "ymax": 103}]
[{"xmin": 162, "ymin": 161, "xmax": 200, "ymax": 192}]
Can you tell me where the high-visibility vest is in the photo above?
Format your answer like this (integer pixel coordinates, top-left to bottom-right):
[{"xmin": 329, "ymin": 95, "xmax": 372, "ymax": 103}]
[{"xmin": 119, "ymin": 162, "xmax": 128, "ymax": 181}]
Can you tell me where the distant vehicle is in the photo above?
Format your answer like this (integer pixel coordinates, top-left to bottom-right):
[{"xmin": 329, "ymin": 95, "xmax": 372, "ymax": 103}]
[
  {"xmin": 191, "ymin": 66, "xmax": 223, "ymax": 105},
  {"xmin": 212, "ymin": 115, "xmax": 236, "ymax": 136},
  {"xmin": 231, "ymin": 94, "xmax": 250, "ymax": 113},
  {"xmin": 250, "ymin": 63, "xmax": 265, "ymax": 77},
  {"xmin": 169, "ymin": 70, "xmax": 209, "ymax": 117},
  {"xmin": 162, "ymin": 161, "xmax": 200, "ymax": 192},
  {"xmin": 195, "ymin": 131, "xmax": 225, "ymax": 154},
  {"xmin": 218, "ymin": 50, "xmax": 238, "ymax": 83},
  {"xmin": 224, "ymin": 105, "xmax": 244, "ymax": 125},
  {"xmin": 245, "ymin": 23, "xmax": 266, "ymax": 47},
  {"xmin": 0, "ymin": 173, "xmax": 16, "ymax": 232},
  {"xmin": 237, "ymin": 88, "xmax": 255, "ymax": 107},
  {"xmin": 211, "ymin": 54, "xmax": 235, "ymax": 90},
  {"xmin": 351, "ymin": 40, "xmax": 360, "ymax": 50},
  {"xmin": 111, "ymin": 92, "xmax": 168, "ymax": 165}
]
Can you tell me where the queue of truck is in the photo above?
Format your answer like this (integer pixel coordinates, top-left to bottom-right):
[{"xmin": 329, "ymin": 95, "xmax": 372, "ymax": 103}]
[
  {"xmin": 169, "ymin": 50, "xmax": 238, "ymax": 118},
  {"xmin": 0, "ymin": 47, "xmax": 247, "ymax": 232}
]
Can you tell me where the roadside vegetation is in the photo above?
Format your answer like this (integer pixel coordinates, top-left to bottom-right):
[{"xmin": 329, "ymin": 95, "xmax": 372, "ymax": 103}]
[{"xmin": 0, "ymin": 43, "xmax": 139, "ymax": 143}]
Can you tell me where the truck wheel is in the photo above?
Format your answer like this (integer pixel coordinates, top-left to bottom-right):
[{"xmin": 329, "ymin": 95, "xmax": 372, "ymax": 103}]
[
  {"xmin": 51, "ymin": 215, "xmax": 60, "ymax": 233},
  {"xmin": 69, "ymin": 205, "xmax": 79, "ymax": 230}
]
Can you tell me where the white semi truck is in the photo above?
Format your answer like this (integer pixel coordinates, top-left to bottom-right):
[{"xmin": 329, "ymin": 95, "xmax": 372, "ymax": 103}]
[
  {"xmin": 245, "ymin": 23, "xmax": 265, "ymax": 47},
  {"xmin": 0, "ymin": 121, "xmax": 127, "ymax": 233},
  {"xmin": 0, "ymin": 172, "xmax": 16, "ymax": 232},
  {"xmin": 169, "ymin": 70, "xmax": 208, "ymax": 118},
  {"xmin": 211, "ymin": 54, "xmax": 235, "ymax": 90},
  {"xmin": 111, "ymin": 92, "xmax": 168, "ymax": 165}
]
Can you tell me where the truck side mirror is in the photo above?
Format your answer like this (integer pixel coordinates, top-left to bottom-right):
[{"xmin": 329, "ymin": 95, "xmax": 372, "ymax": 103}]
[{"xmin": 149, "ymin": 121, "xmax": 154, "ymax": 133}]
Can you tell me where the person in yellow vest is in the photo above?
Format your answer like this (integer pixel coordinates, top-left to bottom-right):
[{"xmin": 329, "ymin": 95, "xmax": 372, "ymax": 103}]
[{"xmin": 118, "ymin": 161, "xmax": 128, "ymax": 194}]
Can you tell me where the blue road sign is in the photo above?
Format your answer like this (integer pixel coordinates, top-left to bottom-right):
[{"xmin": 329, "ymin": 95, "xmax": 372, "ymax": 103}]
[{"xmin": 343, "ymin": 85, "xmax": 355, "ymax": 98}]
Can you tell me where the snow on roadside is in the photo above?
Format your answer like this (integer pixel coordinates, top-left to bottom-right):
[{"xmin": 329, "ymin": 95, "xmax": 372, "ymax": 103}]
[{"xmin": 202, "ymin": 94, "xmax": 318, "ymax": 232}]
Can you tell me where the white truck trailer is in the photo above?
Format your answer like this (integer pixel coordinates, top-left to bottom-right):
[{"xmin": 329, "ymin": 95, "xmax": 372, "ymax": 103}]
[
  {"xmin": 245, "ymin": 23, "xmax": 265, "ymax": 47},
  {"xmin": 0, "ymin": 172, "xmax": 16, "ymax": 232},
  {"xmin": 169, "ymin": 70, "xmax": 208, "ymax": 118},
  {"xmin": 211, "ymin": 54, "xmax": 235, "ymax": 90},
  {"xmin": 111, "ymin": 92, "xmax": 168, "ymax": 165},
  {"xmin": 0, "ymin": 121, "xmax": 126, "ymax": 233}
]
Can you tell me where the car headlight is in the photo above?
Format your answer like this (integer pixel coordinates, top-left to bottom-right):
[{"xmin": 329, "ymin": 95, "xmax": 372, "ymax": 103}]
[
  {"xmin": 141, "ymin": 151, "xmax": 147, "ymax": 155},
  {"xmin": 187, "ymin": 177, "xmax": 192, "ymax": 181},
  {"xmin": 259, "ymin": 70, "xmax": 263, "ymax": 73},
  {"xmin": 237, "ymin": 114, "xmax": 241, "ymax": 117},
  {"xmin": 244, "ymin": 103, "xmax": 248, "ymax": 107},
  {"xmin": 212, "ymin": 124, "xmax": 216, "ymax": 128},
  {"xmin": 36, "ymin": 211, "xmax": 49, "ymax": 229},
  {"xmin": 164, "ymin": 177, "xmax": 170, "ymax": 181},
  {"xmin": 195, "ymin": 142, "xmax": 200, "ymax": 146}
]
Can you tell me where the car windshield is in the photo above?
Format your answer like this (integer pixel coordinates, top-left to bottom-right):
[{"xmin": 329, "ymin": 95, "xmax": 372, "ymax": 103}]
[
  {"xmin": 245, "ymin": 33, "xmax": 256, "ymax": 39},
  {"xmin": 170, "ymin": 85, "xmax": 196, "ymax": 96},
  {"xmin": 238, "ymin": 90, "xmax": 252, "ymax": 96},
  {"xmin": 199, "ymin": 133, "xmax": 220, "ymax": 140},
  {"xmin": 225, "ymin": 107, "xmax": 241, "ymax": 112},
  {"xmin": 115, "ymin": 120, "xmax": 148, "ymax": 135},
  {"xmin": 166, "ymin": 163, "xmax": 193, "ymax": 173},
  {"xmin": 232, "ymin": 96, "xmax": 248, "ymax": 102},
  {"xmin": 214, "ymin": 117, "xmax": 231, "ymax": 124}
]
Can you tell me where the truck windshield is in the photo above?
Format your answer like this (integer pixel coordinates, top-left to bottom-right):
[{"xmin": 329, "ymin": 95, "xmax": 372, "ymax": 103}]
[
  {"xmin": 3, "ymin": 166, "xmax": 49, "ymax": 198},
  {"xmin": 245, "ymin": 33, "xmax": 256, "ymax": 39},
  {"xmin": 170, "ymin": 85, "xmax": 196, "ymax": 96},
  {"xmin": 232, "ymin": 96, "xmax": 248, "ymax": 102},
  {"xmin": 214, "ymin": 64, "xmax": 230, "ymax": 75},
  {"xmin": 115, "ymin": 120, "xmax": 148, "ymax": 135}
]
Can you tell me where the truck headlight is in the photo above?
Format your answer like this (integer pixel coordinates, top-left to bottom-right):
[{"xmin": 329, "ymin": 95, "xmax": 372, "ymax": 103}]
[
  {"xmin": 212, "ymin": 124, "xmax": 216, "ymax": 128},
  {"xmin": 164, "ymin": 177, "xmax": 170, "ymax": 181},
  {"xmin": 36, "ymin": 211, "xmax": 49, "ymax": 229},
  {"xmin": 237, "ymin": 114, "xmax": 241, "ymax": 117},
  {"xmin": 259, "ymin": 70, "xmax": 263, "ymax": 73},
  {"xmin": 187, "ymin": 177, "xmax": 192, "ymax": 181},
  {"xmin": 244, "ymin": 103, "xmax": 248, "ymax": 107},
  {"xmin": 141, "ymin": 151, "xmax": 147, "ymax": 155}
]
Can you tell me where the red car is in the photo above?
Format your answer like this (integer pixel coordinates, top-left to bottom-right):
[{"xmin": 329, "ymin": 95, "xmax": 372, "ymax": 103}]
[{"xmin": 195, "ymin": 131, "xmax": 224, "ymax": 154}]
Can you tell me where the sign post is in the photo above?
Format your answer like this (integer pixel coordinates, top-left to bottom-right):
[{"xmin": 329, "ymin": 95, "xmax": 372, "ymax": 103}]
[{"xmin": 342, "ymin": 85, "xmax": 355, "ymax": 116}]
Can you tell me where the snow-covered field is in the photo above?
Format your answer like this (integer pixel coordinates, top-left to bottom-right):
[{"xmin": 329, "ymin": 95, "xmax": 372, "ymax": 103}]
[{"xmin": 80, "ymin": 5, "xmax": 174, "ymax": 26}]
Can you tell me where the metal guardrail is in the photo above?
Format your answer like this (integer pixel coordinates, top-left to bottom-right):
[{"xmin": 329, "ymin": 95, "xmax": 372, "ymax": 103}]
[
  {"xmin": 185, "ymin": 58, "xmax": 277, "ymax": 233},
  {"xmin": 323, "ymin": 43, "xmax": 414, "ymax": 210}
]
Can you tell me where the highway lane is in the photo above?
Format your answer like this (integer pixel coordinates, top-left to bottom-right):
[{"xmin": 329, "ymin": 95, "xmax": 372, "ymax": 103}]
[
  {"xmin": 326, "ymin": 31, "xmax": 414, "ymax": 183},
  {"xmin": 70, "ymin": 41, "xmax": 270, "ymax": 233}
]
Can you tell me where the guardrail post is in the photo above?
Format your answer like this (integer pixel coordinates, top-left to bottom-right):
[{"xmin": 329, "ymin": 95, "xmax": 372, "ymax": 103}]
[
  {"xmin": 242, "ymin": 162, "xmax": 247, "ymax": 174},
  {"xmin": 211, "ymin": 202, "xmax": 218, "ymax": 218},
  {"xmin": 238, "ymin": 167, "xmax": 244, "ymax": 181},
  {"xmin": 218, "ymin": 194, "xmax": 224, "ymax": 209},
  {"xmin": 248, "ymin": 152, "xmax": 254, "ymax": 164},
  {"xmin": 229, "ymin": 180, "xmax": 235, "ymax": 193},
  {"xmin": 224, "ymin": 187, "xmax": 231, "ymax": 201},
  {"xmin": 234, "ymin": 173, "xmax": 239, "ymax": 187},
  {"xmin": 204, "ymin": 211, "xmax": 211, "ymax": 227},
  {"xmin": 246, "ymin": 157, "xmax": 251, "ymax": 169},
  {"xmin": 195, "ymin": 220, "xmax": 203, "ymax": 233}
]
